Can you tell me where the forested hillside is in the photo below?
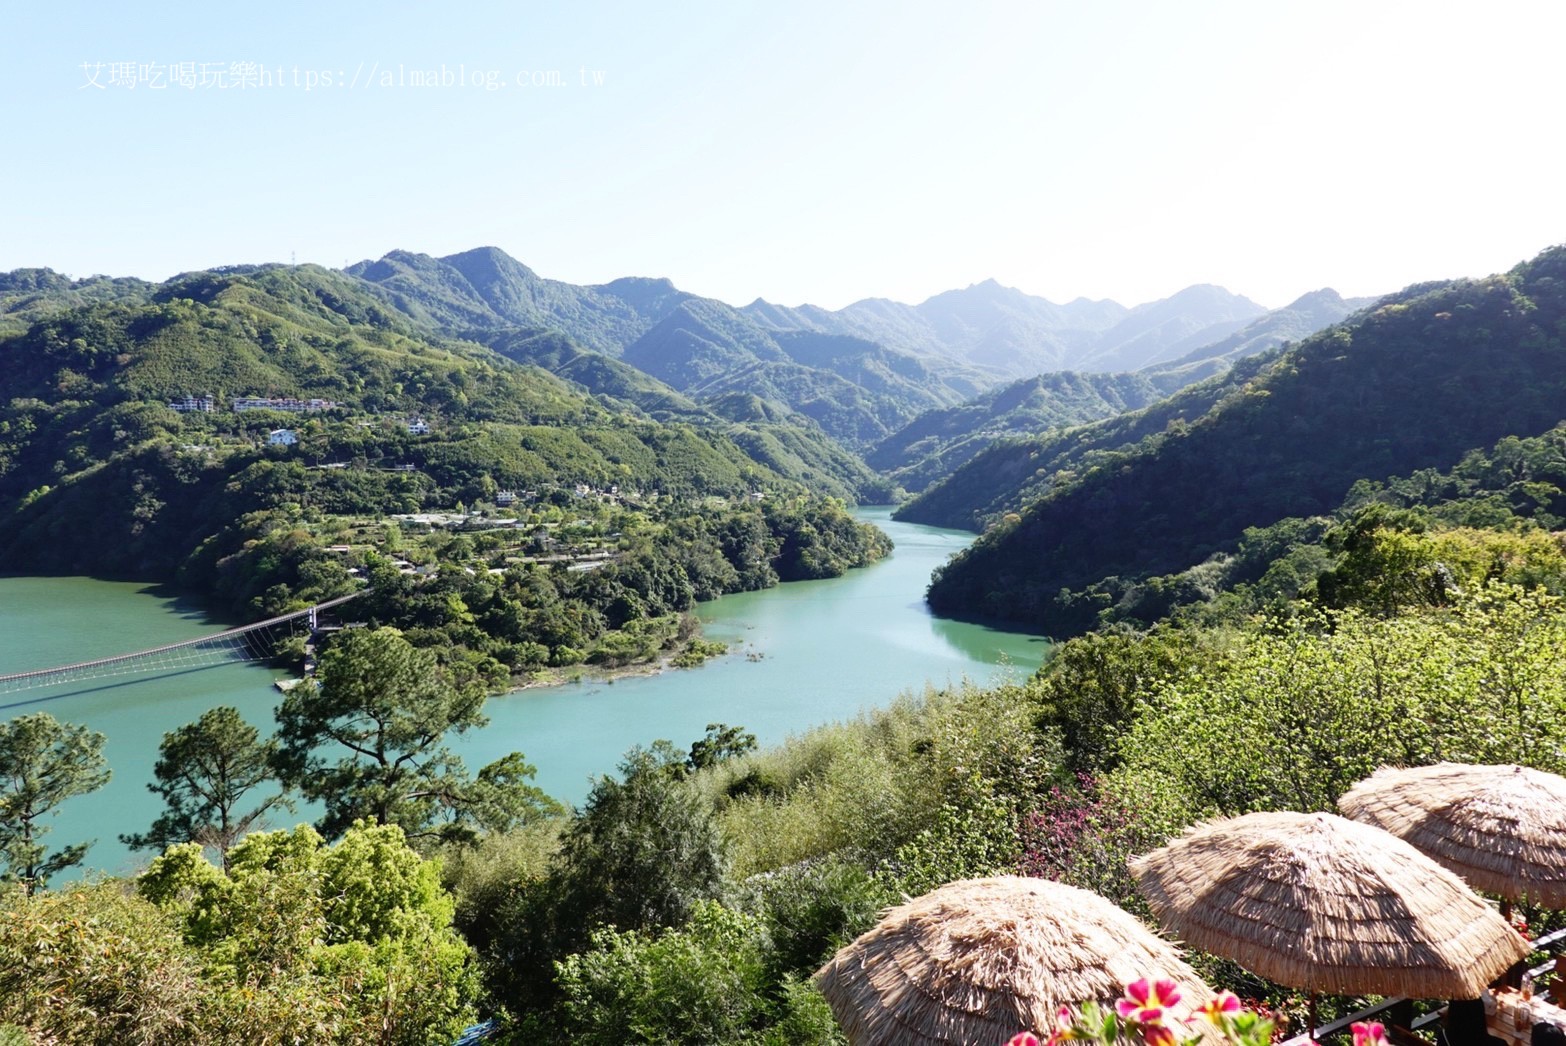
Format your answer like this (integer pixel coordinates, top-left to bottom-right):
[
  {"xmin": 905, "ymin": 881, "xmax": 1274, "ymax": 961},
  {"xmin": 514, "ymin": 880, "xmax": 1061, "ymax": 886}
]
[
  {"xmin": 622, "ymin": 301, "xmax": 973, "ymax": 447},
  {"xmin": 0, "ymin": 259, "xmax": 889, "ymax": 579},
  {"xmin": 871, "ymin": 289, "xmax": 1367, "ymax": 496},
  {"xmin": 894, "ymin": 351, "xmax": 1279, "ymax": 529},
  {"xmin": 924, "ymin": 246, "xmax": 1566, "ymax": 635},
  {"xmin": 866, "ymin": 372, "xmax": 1164, "ymax": 493},
  {"xmin": 344, "ymin": 247, "xmax": 1298, "ymax": 451},
  {"xmin": 346, "ymin": 246, "xmax": 689, "ymax": 353}
]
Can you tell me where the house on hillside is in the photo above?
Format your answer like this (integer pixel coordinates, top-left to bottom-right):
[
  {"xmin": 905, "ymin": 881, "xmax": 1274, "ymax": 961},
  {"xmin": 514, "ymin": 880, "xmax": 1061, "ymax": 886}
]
[
  {"xmin": 235, "ymin": 397, "xmax": 340, "ymax": 413},
  {"xmin": 268, "ymin": 429, "xmax": 298, "ymax": 446},
  {"xmin": 168, "ymin": 395, "xmax": 215, "ymax": 413}
]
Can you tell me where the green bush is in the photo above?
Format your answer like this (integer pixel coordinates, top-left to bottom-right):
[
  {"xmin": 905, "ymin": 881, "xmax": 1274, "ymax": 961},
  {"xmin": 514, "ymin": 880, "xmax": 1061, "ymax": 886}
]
[
  {"xmin": 135, "ymin": 821, "xmax": 480, "ymax": 1044},
  {"xmin": 553, "ymin": 900, "xmax": 845, "ymax": 1045},
  {"xmin": 0, "ymin": 884, "xmax": 201, "ymax": 1044}
]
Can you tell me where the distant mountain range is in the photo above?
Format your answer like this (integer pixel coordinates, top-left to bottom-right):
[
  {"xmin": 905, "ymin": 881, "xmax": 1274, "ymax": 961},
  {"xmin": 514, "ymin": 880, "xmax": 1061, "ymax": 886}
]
[
  {"xmin": 917, "ymin": 245, "xmax": 1566, "ymax": 636},
  {"xmin": 866, "ymin": 288, "xmax": 1374, "ymax": 493},
  {"xmin": 340, "ymin": 246, "xmax": 1328, "ymax": 453},
  {"xmin": 0, "ymin": 245, "xmax": 1384, "ymax": 509},
  {"xmin": 746, "ymin": 278, "xmax": 1271, "ymax": 380}
]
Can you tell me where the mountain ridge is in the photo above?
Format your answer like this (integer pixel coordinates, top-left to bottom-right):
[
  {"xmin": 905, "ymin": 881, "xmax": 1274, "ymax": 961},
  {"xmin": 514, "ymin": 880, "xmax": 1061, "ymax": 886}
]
[{"xmin": 919, "ymin": 245, "xmax": 1566, "ymax": 636}]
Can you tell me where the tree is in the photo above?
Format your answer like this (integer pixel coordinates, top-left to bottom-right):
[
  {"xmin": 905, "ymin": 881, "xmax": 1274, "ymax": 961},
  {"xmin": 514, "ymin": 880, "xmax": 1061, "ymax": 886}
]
[
  {"xmin": 553, "ymin": 742, "xmax": 727, "ymax": 935},
  {"xmin": 685, "ymin": 722, "xmax": 757, "ymax": 773},
  {"xmin": 121, "ymin": 706, "xmax": 293, "ymax": 869},
  {"xmin": 0, "ymin": 713, "xmax": 110, "ymax": 893},
  {"xmin": 273, "ymin": 627, "xmax": 555, "ymax": 841},
  {"xmin": 485, "ymin": 741, "xmax": 728, "ymax": 1016}
]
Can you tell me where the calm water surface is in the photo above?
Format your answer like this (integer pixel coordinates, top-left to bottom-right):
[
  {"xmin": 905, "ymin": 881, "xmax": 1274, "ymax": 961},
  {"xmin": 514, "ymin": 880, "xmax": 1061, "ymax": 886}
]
[{"xmin": 0, "ymin": 508, "xmax": 1047, "ymax": 877}]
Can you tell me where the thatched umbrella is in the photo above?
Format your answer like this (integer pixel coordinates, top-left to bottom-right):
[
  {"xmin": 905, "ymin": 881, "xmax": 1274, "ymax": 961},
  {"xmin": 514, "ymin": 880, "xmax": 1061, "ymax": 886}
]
[
  {"xmin": 1130, "ymin": 811, "xmax": 1528, "ymax": 1002},
  {"xmin": 813, "ymin": 875, "xmax": 1223, "ymax": 1046},
  {"xmin": 1339, "ymin": 762, "xmax": 1566, "ymax": 910}
]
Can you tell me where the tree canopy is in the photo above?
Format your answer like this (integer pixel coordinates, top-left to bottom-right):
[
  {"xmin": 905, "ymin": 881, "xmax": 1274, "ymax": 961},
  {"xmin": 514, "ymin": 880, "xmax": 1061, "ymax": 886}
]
[
  {"xmin": 0, "ymin": 713, "xmax": 109, "ymax": 893},
  {"xmin": 121, "ymin": 705, "xmax": 292, "ymax": 868},
  {"xmin": 274, "ymin": 626, "xmax": 558, "ymax": 841}
]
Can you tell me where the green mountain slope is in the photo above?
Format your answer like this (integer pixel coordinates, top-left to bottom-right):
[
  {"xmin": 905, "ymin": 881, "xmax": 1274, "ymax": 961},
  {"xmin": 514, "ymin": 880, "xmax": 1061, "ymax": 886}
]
[
  {"xmin": 345, "ymin": 247, "xmax": 691, "ymax": 354},
  {"xmin": 1144, "ymin": 288, "xmax": 1374, "ymax": 390},
  {"xmin": 893, "ymin": 352, "xmax": 1280, "ymax": 529},
  {"xmin": 466, "ymin": 327, "xmax": 706, "ymax": 420},
  {"xmin": 1083, "ymin": 422, "xmax": 1566, "ymax": 630},
  {"xmin": 923, "ymin": 245, "xmax": 1566, "ymax": 635},
  {"xmin": 876, "ymin": 289, "xmax": 1370, "ymax": 498},
  {"xmin": 0, "ymin": 265, "xmax": 878, "ymax": 578},
  {"xmin": 0, "ymin": 269, "xmax": 155, "ymax": 337},
  {"xmin": 347, "ymin": 248, "xmax": 982, "ymax": 447},
  {"xmin": 865, "ymin": 372, "xmax": 1165, "ymax": 493},
  {"xmin": 621, "ymin": 301, "xmax": 967, "ymax": 447}
]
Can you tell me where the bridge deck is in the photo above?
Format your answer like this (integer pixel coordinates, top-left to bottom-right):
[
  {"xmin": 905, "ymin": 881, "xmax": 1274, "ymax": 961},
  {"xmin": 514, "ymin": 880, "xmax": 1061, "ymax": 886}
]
[{"xmin": 0, "ymin": 590, "xmax": 366, "ymax": 696}]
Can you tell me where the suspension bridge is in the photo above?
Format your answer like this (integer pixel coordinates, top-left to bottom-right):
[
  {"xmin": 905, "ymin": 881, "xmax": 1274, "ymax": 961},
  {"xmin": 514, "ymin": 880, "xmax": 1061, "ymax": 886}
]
[{"xmin": 0, "ymin": 591, "xmax": 368, "ymax": 699}]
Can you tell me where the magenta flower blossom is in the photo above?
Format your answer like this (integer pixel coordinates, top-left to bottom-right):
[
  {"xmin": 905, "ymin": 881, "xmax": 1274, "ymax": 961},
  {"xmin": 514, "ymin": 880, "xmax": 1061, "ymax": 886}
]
[
  {"xmin": 1009, "ymin": 1034, "xmax": 1044, "ymax": 1046},
  {"xmin": 1116, "ymin": 977, "xmax": 1183, "ymax": 1025},
  {"xmin": 1045, "ymin": 1005, "xmax": 1082, "ymax": 1046},
  {"xmin": 1192, "ymin": 991, "xmax": 1243, "ymax": 1025},
  {"xmin": 1353, "ymin": 1022, "xmax": 1389, "ymax": 1046}
]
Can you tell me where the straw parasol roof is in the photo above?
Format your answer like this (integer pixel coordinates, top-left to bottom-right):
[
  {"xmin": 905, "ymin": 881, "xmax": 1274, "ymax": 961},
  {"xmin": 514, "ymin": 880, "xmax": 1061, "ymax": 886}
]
[
  {"xmin": 813, "ymin": 875, "xmax": 1223, "ymax": 1046},
  {"xmin": 1339, "ymin": 762, "xmax": 1566, "ymax": 907},
  {"xmin": 1130, "ymin": 811, "xmax": 1529, "ymax": 999}
]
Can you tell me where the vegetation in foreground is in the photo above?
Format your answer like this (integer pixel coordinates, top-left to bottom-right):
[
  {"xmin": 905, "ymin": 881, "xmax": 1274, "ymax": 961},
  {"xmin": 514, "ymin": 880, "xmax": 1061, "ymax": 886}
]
[{"xmin": 10, "ymin": 527, "xmax": 1566, "ymax": 1042}]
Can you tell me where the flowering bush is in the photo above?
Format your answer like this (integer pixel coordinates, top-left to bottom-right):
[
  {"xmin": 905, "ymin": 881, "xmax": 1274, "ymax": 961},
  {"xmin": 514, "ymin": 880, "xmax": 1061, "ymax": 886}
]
[
  {"xmin": 1006, "ymin": 980, "xmax": 1399, "ymax": 1046},
  {"xmin": 1016, "ymin": 774, "xmax": 1167, "ymax": 907},
  {"xmin": 1006, "ymin": 978, "xmax": 1278, "ymax": 1046}
]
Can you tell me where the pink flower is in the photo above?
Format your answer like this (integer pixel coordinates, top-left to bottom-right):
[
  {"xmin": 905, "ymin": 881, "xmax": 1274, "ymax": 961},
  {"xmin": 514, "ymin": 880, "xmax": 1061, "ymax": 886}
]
[
  {"xmin": 1142, "ymin": 1024, "xmax": 1178, "ymax": 1046},
  {"xmin": 1191, "ymin": 991, "xmax": 1243, "ymax": 1026},
  {"xmin": 1046, "ymin": 1005, "xmax": 1080, "ymax": 1046},
  {"xmin": 1353, "ymin": 1022, "xmax": 1389, "ymax": 1046},
  {"xmin": 1007, "ymin": 1035, "xmax": 1043, "ymax": 1046},
  {"xmin": 1117, "ymin": 977, "xmax": 1183, "ymax": 1025}
]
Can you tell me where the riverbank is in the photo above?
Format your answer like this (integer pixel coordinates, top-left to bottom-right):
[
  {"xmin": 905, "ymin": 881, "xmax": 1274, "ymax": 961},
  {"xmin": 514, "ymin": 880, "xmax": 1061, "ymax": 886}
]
[{"xmin": 1, "ymin": 509, "xmax": 1047, "ymax": 877}]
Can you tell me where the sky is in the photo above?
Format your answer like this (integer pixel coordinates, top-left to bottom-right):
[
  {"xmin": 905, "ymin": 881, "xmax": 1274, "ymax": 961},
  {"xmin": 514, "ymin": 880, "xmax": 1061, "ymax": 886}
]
[{"xmin": 3, "ymin": 1, "xmax": 1564, "ymax": 310}]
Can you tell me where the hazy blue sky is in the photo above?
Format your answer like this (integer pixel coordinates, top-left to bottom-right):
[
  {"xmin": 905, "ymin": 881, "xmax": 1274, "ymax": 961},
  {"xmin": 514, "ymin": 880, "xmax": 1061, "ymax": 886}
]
[{"xmin": 3, "ymin": 1, "xmax": 1563, "ymax": 309}]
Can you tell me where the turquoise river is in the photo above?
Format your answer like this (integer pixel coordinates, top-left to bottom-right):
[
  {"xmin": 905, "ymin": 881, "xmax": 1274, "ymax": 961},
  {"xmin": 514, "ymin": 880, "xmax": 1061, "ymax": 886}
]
[{"xmin": 0, "ymin": 508, "xmax": 1048, "ymax": 877}]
